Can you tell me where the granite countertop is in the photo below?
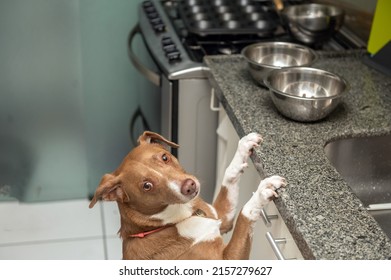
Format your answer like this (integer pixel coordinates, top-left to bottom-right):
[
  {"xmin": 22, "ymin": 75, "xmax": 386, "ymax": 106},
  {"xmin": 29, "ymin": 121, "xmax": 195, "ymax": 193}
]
[{"xmin": 204, "ymin": 50, "xmax": 391, "ymax": 260}]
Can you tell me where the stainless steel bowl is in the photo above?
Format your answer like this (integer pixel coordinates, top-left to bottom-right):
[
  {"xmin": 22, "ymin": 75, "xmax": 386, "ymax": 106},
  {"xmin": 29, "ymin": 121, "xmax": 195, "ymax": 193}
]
[
  {"xmin": 281, "ymin": 4, "xmax": 344, "ymax": 44},
  {"xmin": 263, "ymin": 67, "xmax": 348, "ymax": 122},
  {"xmin": 242, "ymin": 42, "xmax": 316, "ymax": 86}
]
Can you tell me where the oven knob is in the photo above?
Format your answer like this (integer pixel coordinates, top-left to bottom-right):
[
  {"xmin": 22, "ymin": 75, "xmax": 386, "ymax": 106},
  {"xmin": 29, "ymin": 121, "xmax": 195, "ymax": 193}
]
[
  {"xmin": 144, "ymin": 6, "xmax": 156, "ymax": 14},
  {"xmin": 142, "ymin": 1, "xmax": 157, "ymax": 13},
  {"xmin": 166, "ymin": 51, "xmax": 181, "ymax": 63},
  {"xmin": 147, "ymin": 11, "xmax": 159, "ymax": 19},
  {"xmin": 163, "ymin": 44, "xmax": 177, "ymax": 53},
  {"xmin": 161, "ymin": 36, "xmax": 173, "ymax": 46},
  {"xmin": 142, "ymin": 1, "xmax": 153, "ymax": 8},
  {"xmin": 148, "ymin": 15, "xmax": 165, "ymax": 33},
  {"xmin": 153, "ymin": 22, "xmax": 166, "ymax": 33},
  {"xmin": 151, "ymin": 17, "xmax": 162, "ymax": 25}
]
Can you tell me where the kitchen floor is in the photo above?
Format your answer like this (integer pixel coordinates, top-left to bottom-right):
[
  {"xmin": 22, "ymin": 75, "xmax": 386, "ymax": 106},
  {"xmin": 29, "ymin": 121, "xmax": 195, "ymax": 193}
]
[{"xmin": 0, "ymin": 199, "xmax": 122, "ymax": 260}]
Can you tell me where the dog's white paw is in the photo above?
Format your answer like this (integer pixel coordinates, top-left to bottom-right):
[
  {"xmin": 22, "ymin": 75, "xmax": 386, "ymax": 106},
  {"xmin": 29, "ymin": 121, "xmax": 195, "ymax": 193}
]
[
  {"xmin": 238, "ymin": 132, "xmax": 263, "ymax": 160},
  {"xmin": 257, "ymin": 175, "xmax": 287, "ymax": 202},
  {"xmin": 242, "ymin": 175, "xmax": 287, "ymax": 221},
  {"xmin": 223, "ymin": 133, "xmax": 262, "ymax": 186}
]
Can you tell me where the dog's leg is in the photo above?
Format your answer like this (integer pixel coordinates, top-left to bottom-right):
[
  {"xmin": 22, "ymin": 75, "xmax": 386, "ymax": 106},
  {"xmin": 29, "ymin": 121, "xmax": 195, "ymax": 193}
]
[
  {"xmin": 223, "ymin": 175, "xmax": 287, "ymax": 259},
  {"xmin": 213, "ymin": 132, "xmax": 262, "ymax": 233}
]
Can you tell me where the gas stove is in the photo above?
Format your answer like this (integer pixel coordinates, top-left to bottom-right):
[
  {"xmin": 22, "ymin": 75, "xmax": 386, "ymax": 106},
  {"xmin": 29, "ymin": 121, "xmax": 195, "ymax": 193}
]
[{"xmin": 137, "ymin": 0, "xmax": 366, "ymax": 80}]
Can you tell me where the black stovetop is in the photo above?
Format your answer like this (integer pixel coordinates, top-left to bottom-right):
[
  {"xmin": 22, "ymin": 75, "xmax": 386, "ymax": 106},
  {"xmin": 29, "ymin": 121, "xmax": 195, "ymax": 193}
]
[{"xmin": 161, "ymin": 0, "xmax": 363, "ymax": 63}]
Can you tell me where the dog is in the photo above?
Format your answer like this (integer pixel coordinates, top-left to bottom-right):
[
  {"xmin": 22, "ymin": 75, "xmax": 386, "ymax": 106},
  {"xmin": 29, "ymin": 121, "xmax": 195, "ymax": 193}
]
[{"xmin": 89, "ymin": 131, "xmax": 286, "ymax": 259}]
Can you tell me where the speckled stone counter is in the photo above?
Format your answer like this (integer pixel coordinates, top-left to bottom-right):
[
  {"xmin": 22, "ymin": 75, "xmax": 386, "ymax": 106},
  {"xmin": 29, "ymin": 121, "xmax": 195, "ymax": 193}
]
[{"xmin": 204, "ymin": 51, "xmax": 391, "ymax": 259}]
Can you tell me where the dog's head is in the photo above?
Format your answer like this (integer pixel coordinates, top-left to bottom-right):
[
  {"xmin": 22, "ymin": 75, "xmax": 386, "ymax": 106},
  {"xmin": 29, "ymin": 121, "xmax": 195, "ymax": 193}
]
[{"xmin": 89, "ymin": 131, "xmax": 200, "ymax": 215}]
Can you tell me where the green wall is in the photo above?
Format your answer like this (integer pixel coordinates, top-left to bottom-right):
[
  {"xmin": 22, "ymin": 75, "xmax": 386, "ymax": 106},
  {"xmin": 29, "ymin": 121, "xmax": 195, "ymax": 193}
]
[
  {"xmin": 79, "ymin": 0, "xmax": 161, "ymax": 197},
  {"xmin": 0, "ymin": 0, "xmax": 159, "ymax": 202}
]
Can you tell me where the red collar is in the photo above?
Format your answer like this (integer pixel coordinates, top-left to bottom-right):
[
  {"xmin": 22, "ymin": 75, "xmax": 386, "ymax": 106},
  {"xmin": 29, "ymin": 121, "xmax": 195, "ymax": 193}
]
[
  {"xmin": 129, "ymin": 209, "xmax": 206, "ymax": 238},
  {"xmin": 129, "ymin": 226, "xmax": 167, "ymax": 238}
]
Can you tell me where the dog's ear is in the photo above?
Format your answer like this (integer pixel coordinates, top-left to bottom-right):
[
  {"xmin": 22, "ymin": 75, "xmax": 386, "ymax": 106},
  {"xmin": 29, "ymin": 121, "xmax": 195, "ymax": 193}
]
[
  {"xmin": 138, "ymin": 131, "xmax": 179, "ymax": 148},
  {"xmin": 89, "ymin": 173, "xmax": 129, "ymax": 208}
]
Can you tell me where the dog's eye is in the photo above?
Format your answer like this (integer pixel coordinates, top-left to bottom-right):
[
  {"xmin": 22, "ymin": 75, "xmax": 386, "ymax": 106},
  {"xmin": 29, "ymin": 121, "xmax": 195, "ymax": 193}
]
[
  {"xmin": 143, "ymin": 182, "xmax": 153, "ymax": 191},
  {"xmin": 162, "ymin": 154, "xmax": 169, "ymax": 162}
]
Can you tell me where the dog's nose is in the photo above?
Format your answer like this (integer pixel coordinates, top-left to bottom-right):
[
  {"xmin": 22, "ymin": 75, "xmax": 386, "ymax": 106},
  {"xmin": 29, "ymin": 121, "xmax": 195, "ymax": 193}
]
[{"xmin": 181, "ymin": 179, "xmax": 198, "ymax": 196}]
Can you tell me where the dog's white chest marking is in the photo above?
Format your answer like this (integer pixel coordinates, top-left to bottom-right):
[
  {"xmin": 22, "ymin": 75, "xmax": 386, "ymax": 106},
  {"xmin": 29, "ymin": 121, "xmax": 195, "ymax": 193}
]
[
  {"xmin": 176, "ymin": 216, "xmax": 221, "ymax": 245},
  {"xmin": 151, "ymin": 203, "xmax": 193, "ymax": 225}
]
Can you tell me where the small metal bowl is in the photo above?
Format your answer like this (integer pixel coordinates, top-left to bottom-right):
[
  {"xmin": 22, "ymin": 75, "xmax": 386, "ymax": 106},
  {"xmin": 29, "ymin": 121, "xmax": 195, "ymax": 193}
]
[
  {"xmin": 263, "ymin": 67, "xmax": 348, "ymax": 122},
  {"xmin": 242, "ymin": 42, "xmax": 316, "ymax": 86},
  {"xmin": 281, "ymin": 4, "xmax": 345, "ymax": 44}
]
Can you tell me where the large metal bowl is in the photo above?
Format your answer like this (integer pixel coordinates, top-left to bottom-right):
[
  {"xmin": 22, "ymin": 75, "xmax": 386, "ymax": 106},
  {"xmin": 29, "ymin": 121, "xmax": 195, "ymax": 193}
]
[
  {"xmin": 242, "ymin": 42, "xmax": 316, "ymax": 86},
  {"xmin": 263, "ymin": 67, "xmax": 348, "ymax": 122},
  {"xmin": 281, "ymin": 4, "xmax": 345, "ymax": 44}
]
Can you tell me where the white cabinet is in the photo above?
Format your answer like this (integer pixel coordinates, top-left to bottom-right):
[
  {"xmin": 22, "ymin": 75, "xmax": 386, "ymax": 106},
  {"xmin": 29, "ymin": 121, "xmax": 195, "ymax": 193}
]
[
  {"xmin": 214, "ymin": 108, "xmax": 303, "ymax": 260},
  {"xmin": 260, "ymin": 202, "xmax": 304, "ymax": 260}
]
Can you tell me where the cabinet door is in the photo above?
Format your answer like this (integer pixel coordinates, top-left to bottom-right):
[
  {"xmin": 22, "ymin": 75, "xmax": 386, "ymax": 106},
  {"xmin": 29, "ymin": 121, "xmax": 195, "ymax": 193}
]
[{"xmin": 214, "ymin": 107, "xmax": 303, "ymax": 260}]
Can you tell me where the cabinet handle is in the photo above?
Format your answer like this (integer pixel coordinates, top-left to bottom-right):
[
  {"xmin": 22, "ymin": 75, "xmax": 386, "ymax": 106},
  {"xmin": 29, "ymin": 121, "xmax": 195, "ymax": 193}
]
[
  {"xmin": 210, "ymin": 88, "xmax": 221, "ymax": 112},
  {"xmin": 260, "ymin": 208, "xmax": 278, "ymax": 227},
  {"xmin": 266, "ymin": 232, "xmax": 286, "ymax": 260}
]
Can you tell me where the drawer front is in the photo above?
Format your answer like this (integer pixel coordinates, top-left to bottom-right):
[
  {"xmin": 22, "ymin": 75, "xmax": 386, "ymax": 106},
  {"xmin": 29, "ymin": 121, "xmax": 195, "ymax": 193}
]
[{"xmin": 261, "ymin": 202, "xmax": 303, "ymax": 260}]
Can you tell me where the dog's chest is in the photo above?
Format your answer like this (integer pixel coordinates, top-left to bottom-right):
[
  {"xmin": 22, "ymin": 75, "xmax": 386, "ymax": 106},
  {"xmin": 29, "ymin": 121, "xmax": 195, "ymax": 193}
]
[
  {"xmin": 176, "ymin": 216, "xmax": 222, "ymax": 245},
  {"xmin": 150, "ymin": 200, "xmax": 222, "ymax": 245}
]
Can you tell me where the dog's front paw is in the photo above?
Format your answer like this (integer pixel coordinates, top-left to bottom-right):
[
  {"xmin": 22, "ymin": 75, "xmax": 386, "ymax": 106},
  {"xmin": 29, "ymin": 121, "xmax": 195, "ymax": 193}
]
[
  {"xmin": 223, "ymin": 133, "xmax": 263, "ymax": 186},
  {"xmin": 242, "ymin": 175, "xmax": 287, "ymax": 221},
  {"xmin": 238, "ymin": 132, "xmax": 263, "ymax": 159},
  {"xmin": 257, "ymin": 175, "xmax": 287, "ymax": 202}
]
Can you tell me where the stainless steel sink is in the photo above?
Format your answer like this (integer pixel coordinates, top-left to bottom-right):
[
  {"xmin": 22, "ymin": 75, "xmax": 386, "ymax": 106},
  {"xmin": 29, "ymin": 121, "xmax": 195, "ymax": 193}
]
[{"xmin": 324, "ymin": 134, "xmax": 391, "ymax": 238}]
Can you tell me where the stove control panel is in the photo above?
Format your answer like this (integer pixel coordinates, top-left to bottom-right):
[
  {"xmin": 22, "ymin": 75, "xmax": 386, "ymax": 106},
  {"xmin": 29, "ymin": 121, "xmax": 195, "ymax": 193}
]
[
  {"xmin": 137, "ymin": 0, "xmax": 206, "ymax": 79},
  {"xmin": 142, "ymin": 1, "xmax": 166, "ymax": 33},
  {"xmin": 142, "ymin": 1, "xmax": 181, "ymax": 64},
  {"xmin": 161, "ymin": 35, "xmax": 181, "ymax": 63}
]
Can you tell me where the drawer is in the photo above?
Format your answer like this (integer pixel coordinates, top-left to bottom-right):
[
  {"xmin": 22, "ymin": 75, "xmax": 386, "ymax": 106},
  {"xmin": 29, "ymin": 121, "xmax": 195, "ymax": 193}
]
[{"xmin": 261, "ymin": 202, "xmax": 303, "ymax": 260}]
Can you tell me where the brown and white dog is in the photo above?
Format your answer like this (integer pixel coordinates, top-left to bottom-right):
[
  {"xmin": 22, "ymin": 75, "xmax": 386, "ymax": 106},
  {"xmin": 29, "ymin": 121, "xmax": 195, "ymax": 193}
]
[{"xmin": 89, "ymin": 131, "xmax": 286, "ymax": 259}]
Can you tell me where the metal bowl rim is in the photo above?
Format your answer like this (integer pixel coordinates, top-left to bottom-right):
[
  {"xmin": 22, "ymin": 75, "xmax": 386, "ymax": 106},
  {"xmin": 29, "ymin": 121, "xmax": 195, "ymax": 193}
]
[
  {"xmin": 263, "ymin": 66, "xmax": 349, "ymax": 101},
  {"xmin": 281, "ymin": 3, "xmax": 345, "ymax": 18},
  {"xmin": 241, "ymin": 42, "xmax": 317, "ymax": 68}
]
